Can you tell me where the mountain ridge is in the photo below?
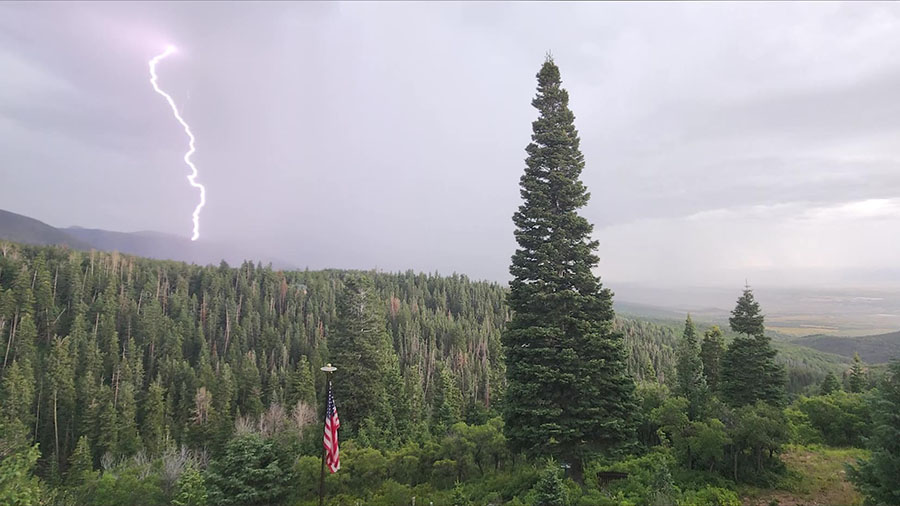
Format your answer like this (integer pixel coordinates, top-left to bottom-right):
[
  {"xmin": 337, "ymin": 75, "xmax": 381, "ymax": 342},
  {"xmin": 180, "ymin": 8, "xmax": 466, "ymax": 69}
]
[{"xmin": 0, "ymin": 208, "xmax": 294, "ymax": 269}]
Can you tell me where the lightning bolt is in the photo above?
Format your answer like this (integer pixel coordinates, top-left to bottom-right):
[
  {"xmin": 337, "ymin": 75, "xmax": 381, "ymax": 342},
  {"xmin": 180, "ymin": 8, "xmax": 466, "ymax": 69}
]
[{"xmin": 149, "ymin": 45, "xmax": 205, "ymax": 241}]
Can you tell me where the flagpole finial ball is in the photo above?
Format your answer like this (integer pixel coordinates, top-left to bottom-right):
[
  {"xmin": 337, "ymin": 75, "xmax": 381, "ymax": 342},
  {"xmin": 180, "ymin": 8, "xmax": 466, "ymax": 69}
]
[{"xmin": 321, "ymin": 364, "xmax": 337, "ymax": 372}]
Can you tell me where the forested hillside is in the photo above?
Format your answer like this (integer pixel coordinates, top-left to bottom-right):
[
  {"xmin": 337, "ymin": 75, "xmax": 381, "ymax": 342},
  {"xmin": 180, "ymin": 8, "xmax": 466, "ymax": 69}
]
[
  {"xmin": 792, "ymin": 331, "xmax": 900, "ymax": 364},
  {"xmin": 0, "ymin": 239, "xmax": 855, "ymax": 472},
  {"xmin": 0, "ymin": 240, "xmax": 511, "ymax": 466},
  {"xmin": 0, "ymin": 210, "xmax": 91, "ymax": 249},
  {"xmin": 0, "ymin": 208, "xmax": 293, "ymax": 269}
]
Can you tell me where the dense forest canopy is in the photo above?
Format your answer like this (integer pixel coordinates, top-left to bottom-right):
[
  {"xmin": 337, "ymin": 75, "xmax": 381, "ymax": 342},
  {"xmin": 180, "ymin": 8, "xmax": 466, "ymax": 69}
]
[{"xmin": 0, "ymin": 241, "xmax": 852, "ymax": 474}]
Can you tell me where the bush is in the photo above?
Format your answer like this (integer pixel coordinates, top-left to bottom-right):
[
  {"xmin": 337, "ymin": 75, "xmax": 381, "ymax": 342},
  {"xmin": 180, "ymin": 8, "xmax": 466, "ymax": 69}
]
[
  {"xmin": 678, "ymin": 486, "xmax": 740, "ymax": 506},
  {"xmin": 0, "ymin": 444, "xmax": 44, "ymax": 506},
  {"xmin": 791, "ymin": 392, "xmax": 870, "ymax": 446},
  {"xmin": 368, "ymin": 479, "xmax": 413, "ymax": 506},
  {"xmin": 173, "ymin": 467, "xmax": 208, "ymax": 506},
  {"xmin": 588, "ymin": 449, "xmax": 680, "ymax": 506},
  {"xmin": 531, "ymin": 461, "xmax": 567, "ymax": 506},
  {"xmin": 205, "ymin": 433, "xmax": 295, "ymax": 505},
  {"xmin": 81, "ymin": 467, "xmax": 166, "ymax": 506}
]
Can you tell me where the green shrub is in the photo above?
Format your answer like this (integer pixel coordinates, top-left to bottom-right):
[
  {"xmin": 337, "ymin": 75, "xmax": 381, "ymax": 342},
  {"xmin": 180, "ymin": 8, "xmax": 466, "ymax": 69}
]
[
  {"xmin": 791, "ymin": 392, "xmax": 871, "ymax": 447},
  {"xmin": 589, "ymin": 449, "xmax": 680, "ymax": 506},
  {"xmin": 0, "ymin": 444, "xmax": 44, "ymax": 506},
  {"xmin": 678, "ymin": 486, "xmax": 740, "ymax": 506},
  {"xmin": 205, "ymin": 433, "xmax": 295, "ymax": 506}
]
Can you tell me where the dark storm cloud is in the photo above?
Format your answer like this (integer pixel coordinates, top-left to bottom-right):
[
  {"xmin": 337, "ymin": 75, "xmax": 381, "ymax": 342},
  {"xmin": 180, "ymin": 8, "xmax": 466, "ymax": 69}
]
[{"xmin": 2, "ymin": 2, "xmax": 900, "ymax": 287}]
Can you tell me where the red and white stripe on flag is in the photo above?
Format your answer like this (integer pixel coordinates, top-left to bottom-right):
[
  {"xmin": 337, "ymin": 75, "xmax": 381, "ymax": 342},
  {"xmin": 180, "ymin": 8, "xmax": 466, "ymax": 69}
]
[{"xmin": 323, "ymin": 382, "xmax": 341, "ymax": 473}]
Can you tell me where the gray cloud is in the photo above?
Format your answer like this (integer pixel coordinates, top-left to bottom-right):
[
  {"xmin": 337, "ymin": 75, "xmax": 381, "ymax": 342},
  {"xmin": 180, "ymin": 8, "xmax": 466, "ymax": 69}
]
[{"xmin": 2, "ymin": 2, "xmax": 900, "ymax": 288}]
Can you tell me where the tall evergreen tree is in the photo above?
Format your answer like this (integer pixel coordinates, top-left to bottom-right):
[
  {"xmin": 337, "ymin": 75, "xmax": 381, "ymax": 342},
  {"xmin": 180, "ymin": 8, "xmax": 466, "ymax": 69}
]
[
  {"xmin": 330, "ymin": 274, "xmax": 397, "ymax": 439},
  {"xmin": 141, "ymin": 380, "xmax": 166, "ymax": 456},
  {"xmin": 674, "ymin": 314, "xmax": 707, "ymax": 420},
  {"xmin": 116, "ymin": 379, "xmax": 141, "ymax": 457},
  {"xmin": 720, "ymin": 287, "xmax": 785, "ymax": 408},
  {"xmin": 0, "ymin": 359, "xmax": 34, "ymax": 431},
  {"xmin": 46, "ymin": 334, "xmax": 75, "ymax": 468},
  {"xmin": 432, "ymin": 364, "xmax": 463, "ymax": 434},
  {"xmin": 848, "ymin": 360, "xmax": 900, "ymax": 506},
  {"xmin": 820, "ymin": 371, "xmax": 841, "ymax": 395},
  {"xmin": 728, "ymin": 286, "xmax": 765, "ymax": 337},
  {"xmin": 502, "ymin": 56, "xmax": 635, "ymax": 481},
  {"xmin": 848, "ymin": 352, "xmax": 866, "ymax": 394},
  {"xmin": 67, "ymin": 435, "xmax": 93, "ymax": 487},
  {"xmin": 699, "ymin": 326, "xmax": 725, "ymax": 393},
  {"xmin": 533, "ymin": 460, "xmax": 568, "ymax": 506},
  {"xmin": 285, "ymin": 355, "xmax": 316, "ymax": 409},
  {"xmin": 31, "ymin": 254, "xmax": 55, "ymax": 341}
]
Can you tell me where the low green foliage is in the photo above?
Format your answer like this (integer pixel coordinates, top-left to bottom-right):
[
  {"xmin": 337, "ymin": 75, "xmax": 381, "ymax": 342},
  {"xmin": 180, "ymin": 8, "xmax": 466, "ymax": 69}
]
[
  {"xmin": 790, "ymin": 391, "xmax": 870, "ymax": 446},
  {"xmin": 0, "ymin": 444, "xmax": 43, "ymax": 506},
  {"xmin": 172, "ymin": 468, "xmax": 207, "ymax": 506},
  {"xmin": 532, "ymin": 461, "xmax": 568, "ymax": 506},
  {"xmin": 848, "ymin": 360, "xmax": 900, "ymax": 506},
  {"xmin": 205, "ymin": 433, "xmax": 295, "ymax": 506},
  {"xmin": 678, "ymin": 486, "xmax": 740, "ymax": 506}
]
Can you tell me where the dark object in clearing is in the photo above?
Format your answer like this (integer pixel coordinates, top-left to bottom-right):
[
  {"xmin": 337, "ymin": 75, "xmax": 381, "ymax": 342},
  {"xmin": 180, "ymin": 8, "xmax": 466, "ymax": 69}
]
[{"xmin": 597, "ymin": 471, "xmax": 629, "ymax": 487}]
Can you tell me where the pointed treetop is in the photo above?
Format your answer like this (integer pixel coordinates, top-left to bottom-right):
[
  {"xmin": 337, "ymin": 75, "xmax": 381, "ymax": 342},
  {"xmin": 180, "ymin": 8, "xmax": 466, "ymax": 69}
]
[{"xmin": 729, "ymin": 286, "xmax": 764, "ymax": 337}]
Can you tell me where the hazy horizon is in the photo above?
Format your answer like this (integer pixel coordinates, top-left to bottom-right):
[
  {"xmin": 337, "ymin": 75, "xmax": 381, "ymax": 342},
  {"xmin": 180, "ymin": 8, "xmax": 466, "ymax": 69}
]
[{"xmin": 3, "ymin": 2, "xmax": 900, "ymax": 290}]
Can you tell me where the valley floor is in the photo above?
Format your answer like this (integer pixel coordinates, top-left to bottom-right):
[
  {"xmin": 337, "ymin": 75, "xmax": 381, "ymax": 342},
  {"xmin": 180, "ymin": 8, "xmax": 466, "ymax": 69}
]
[{"xmin": 741, "ymin": 445, "xmax": 868, "ymax": 506}]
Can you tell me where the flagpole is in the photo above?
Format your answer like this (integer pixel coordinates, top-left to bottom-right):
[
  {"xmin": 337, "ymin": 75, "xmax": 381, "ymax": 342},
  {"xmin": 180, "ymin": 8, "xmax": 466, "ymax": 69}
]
[{"xmin": 319, "ymin": 363, "xmax": 337, "ymax": 506}]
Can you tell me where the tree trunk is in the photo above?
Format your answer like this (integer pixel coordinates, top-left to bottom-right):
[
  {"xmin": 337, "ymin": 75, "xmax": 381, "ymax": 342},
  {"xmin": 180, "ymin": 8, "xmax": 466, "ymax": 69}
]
[
  {"xmin": 4, "ymin": 310, "xmax": 18, "ymax": 368},
  {"xmin": 733, "ymin": 448, "xmax": 738, "ymax": 482},
  {"xmin": 54, "ymin": 388, "xmax": 60, "ymax": 466},
  {"xmin": 34, "ymin": 378, "xmax": 43, "ymax": 440},
  {"xmin": 568, "ymin": 457, "xmax": 585, "ymax": 485}
]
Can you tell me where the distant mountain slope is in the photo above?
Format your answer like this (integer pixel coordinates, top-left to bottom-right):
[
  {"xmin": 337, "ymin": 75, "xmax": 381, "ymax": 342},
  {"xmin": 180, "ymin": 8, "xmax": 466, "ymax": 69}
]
[
  {"xmin": 0, "ymin": 209, "xmax": 91, "ymax": 249},
  {"xmin": 0, "ymin": 209, "xmax": 293, "ymax": 268},
  {"xmin": 64, "ymin": 226, "xmax": 216, "ymax": 265},
  {"xmin": 792, "ymin": 331, "xmax": 900, "ymax": 364}
]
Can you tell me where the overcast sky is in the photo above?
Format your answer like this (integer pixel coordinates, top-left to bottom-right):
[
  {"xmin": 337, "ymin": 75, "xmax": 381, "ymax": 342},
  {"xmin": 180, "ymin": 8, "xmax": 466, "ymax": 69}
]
[{"xmin": 2, "ymin": 2, "xmax": 900, "ymax": 289}]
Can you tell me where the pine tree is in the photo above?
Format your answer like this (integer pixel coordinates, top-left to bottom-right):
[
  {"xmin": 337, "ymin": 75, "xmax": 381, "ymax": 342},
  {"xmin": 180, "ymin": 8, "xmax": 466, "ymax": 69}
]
[
  {"xmin": 116, "ymin": 379, "xmax": 141, "ymax": 457},
  {"xmin": 93, "ymin": 385, "xmax": 118, "ymax": 464},
  {"xmin": 0, "ymin": 359, "xmax": 34, "ymax": 431},
  {"xmin": 720, "ymin": 288, "xmax": 785, "ymax": 408},
  {"xmin": 237, "ymin": 352, "xmax": 264, "ymax": 418},
  {"xmin": 330, "ymin": 274, "xmax": 397, "ymax": 439},
  {"xmin": 502, "ymin": 56, "xmax": 635, "ymax": 482},
  {"xmin": 173, "ymin": 467, "xmax": 208, "ymax": 506},
  {"xmin": 285, "ymin": 355, "xmax": 316, "ymax": 409},
  {"xmin": 46, "ymin": 335, "xmax": 75, "ymax": 468},
  {"xmin": 403, "ymin": 366, "xmax": 428, "ymax": 440},
  {"xmin": 4, "ymin": 268, "xmax": 34, "ymax": 369},
  {"xmin": 451, "ymin": 481, "xmax": 473, "ymax": 506},
  {"xmin": 820, "ymin": 371, "xmax": 841, "ymax": 395},
  {"xmin": 848, "ymin": 353, "xmax": 866, "ymax": 393},
  {"xmin": 73, "ymin": 316, "xmax": 101, "ymax": 450},
  {"xmin": 848, "ymin": 360, "xmax": 900, "ymax": 506},
  {"xmin": 67, "ymin": 435, "xmax": 93, "ymax": 486},
  {"xmin": 141, "ymin": 380, "xmax": 166, "ymax": 456},
  {"xmin": 700, "ymin": 326, "xmax": 725, "ymax": 393},
  {"xmin": 31, "ymin": 254, "xmax": 55, "ymax": 341},
  {"xmin": 432, "ymin": 365, "xmax": 463, "ymax": 434},
  {"xmin": 674, "ymin": 314, "xmax": 707, "ymax": 420},
  {"xmin": 728, "ymin": 286, "xmax": 765, "ymax": 337},
  {"xmin": 12, "ymin": 313, "xmax": 36, "ymax": 367},
  {"xmin": 533, "ymin": 461, "xmax": 568, "ymax": 506},
  {"xmin": 12, "ymin": 267, "xmax": 34, "ymax": 318}
]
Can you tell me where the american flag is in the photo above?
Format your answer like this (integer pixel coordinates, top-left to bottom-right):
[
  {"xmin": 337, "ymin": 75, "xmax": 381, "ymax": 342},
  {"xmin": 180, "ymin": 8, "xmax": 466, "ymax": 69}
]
[{"xmin": 323, "ymin": 381, "xmax": 340, "ymax": 473}]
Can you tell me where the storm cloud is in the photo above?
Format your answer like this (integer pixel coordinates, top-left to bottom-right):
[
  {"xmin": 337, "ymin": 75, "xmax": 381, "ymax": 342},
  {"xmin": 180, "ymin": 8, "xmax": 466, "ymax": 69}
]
[{"xmin": 2, "ymin": 2, "xmax": 900, "ymax": 289}]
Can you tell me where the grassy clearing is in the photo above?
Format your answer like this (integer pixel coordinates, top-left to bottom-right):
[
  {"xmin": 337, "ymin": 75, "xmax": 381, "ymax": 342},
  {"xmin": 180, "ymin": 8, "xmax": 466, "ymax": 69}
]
[{"xmin": 741, "ymin": 444, "xmax": 869, "ymax": 506}]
